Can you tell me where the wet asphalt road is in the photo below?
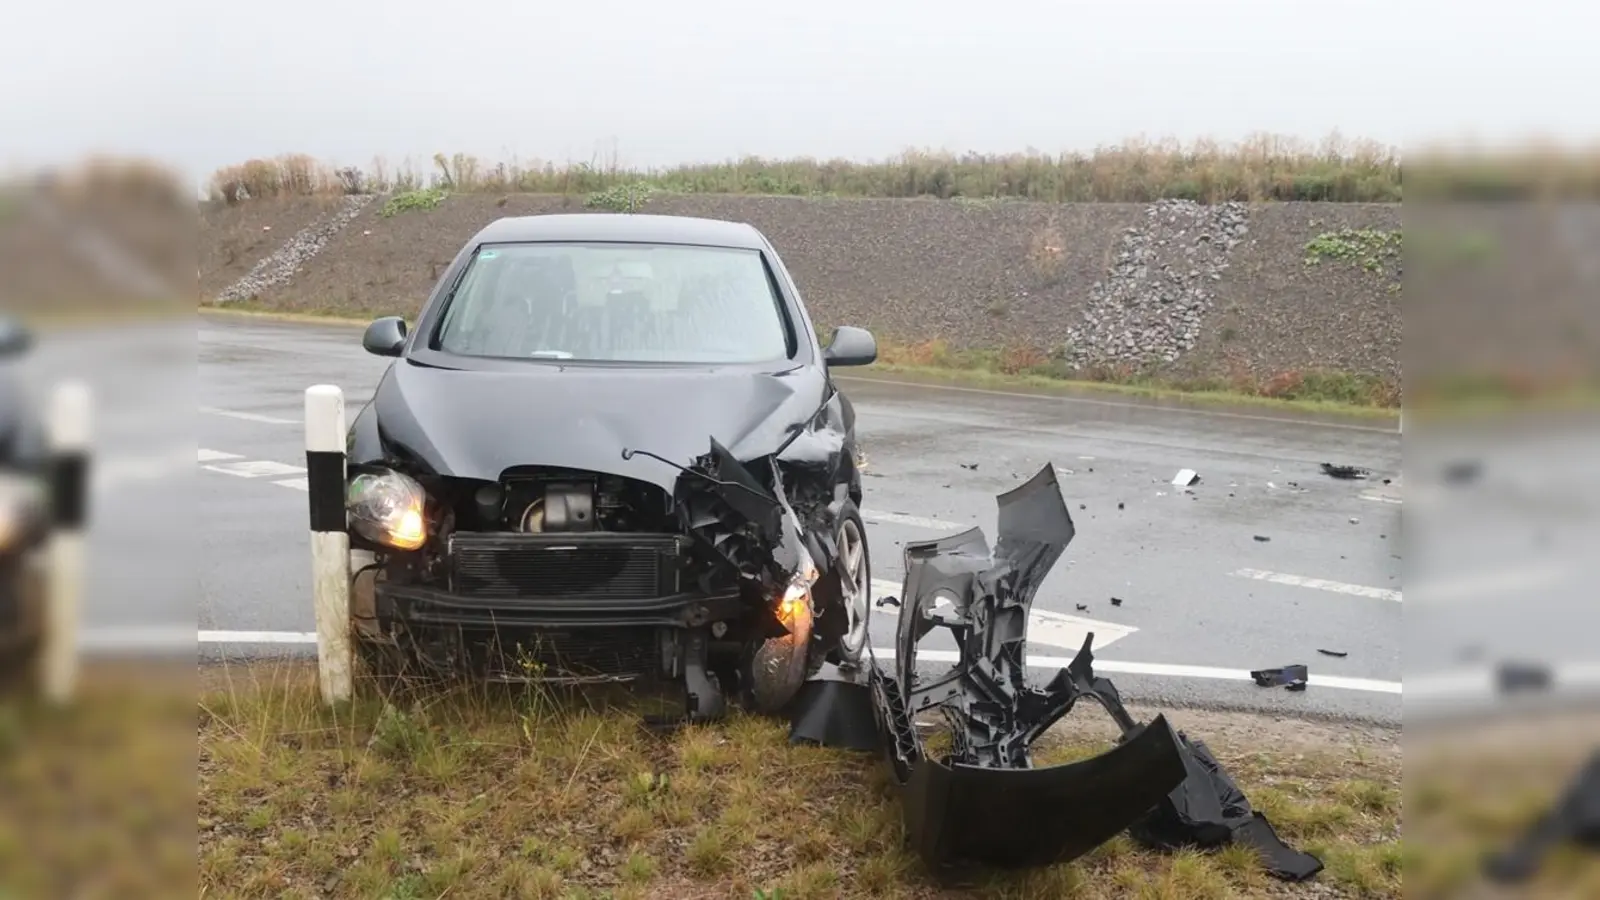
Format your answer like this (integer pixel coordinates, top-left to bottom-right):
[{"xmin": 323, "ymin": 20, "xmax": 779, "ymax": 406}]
[{"xmin": 190, "ymin": 315, "xmax": 1404, "ymax": 724}]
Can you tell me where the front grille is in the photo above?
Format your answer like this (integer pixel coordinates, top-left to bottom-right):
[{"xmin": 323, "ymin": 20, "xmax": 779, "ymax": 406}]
[
  {"xmin": 448, "ymin": 532, "xmax": 681, "ymax": 600},
  {"xmin": 493, "ymin": 626, "xmax": 659, "ymax": 679}
]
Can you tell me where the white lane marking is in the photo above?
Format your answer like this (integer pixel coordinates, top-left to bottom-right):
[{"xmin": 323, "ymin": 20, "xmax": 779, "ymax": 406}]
[
  {"xmin": 203, "ymin": 459, "xmax": 307, "ymax": 479},
  {"xmin": 870, "ymin": 647, "xmax": 1401, "ymax": 694},
  {"xmin": 200, "ymin": 630, "xmax": 320, "ymax": 644},
  {"xmin": 190, "ymin": 631, "xmax": 1394, "ymax": 692},
  {"xmin": 80, "ymin": 625, "xmax": 198, "ymax": 651},
  {"xmin": 275, "ymin": 477, "xmax": 310, "ymax": 491},
  {"xmin": 1407, "ymin": 564, "xmax": 1573, "ymax": 606},
  {"xmin": 1232, "ymin": 568, "xmax": 1402, "ymax": 603},
  {"xmin": 832, "ymin": 375, "xmax": 1400, "ymax": 434},
  {"xmin": 200, "ymin": 406, "xmax": 298, "ymax": 425},
  {"xmin": 867, "ymin": 578, "xmax": 1138, "ymax": 652},
  {"xmin": 198, "ymin": 448, "xmax": 242, "ymax": 462},
  {"xmin": 1360, "ymin": 491, "xmax": 1403, "ymax": 505},
  {"xmin": 862, "ymin": 510, "xmax": 965, "ymax": 531},
  {"xmin": 1406, "ymin": 661, "xmax": 1600, "ymax": 705}
]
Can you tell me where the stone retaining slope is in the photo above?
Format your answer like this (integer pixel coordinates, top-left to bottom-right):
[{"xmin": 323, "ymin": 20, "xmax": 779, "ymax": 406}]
[{"xmin": 201, "ymin": 193, "xmax": 1401, "ymax": 382}]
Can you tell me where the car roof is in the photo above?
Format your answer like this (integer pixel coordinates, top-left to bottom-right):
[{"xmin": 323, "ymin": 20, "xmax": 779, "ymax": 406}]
[{"xmin": 470, "ymin": 214, "xmax": 768, "ymax": 250}]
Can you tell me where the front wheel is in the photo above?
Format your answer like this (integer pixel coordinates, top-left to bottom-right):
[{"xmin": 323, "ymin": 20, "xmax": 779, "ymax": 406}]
[{"xmin": 830, "ymin": 502, "xmax": 872, "ymax": 666}]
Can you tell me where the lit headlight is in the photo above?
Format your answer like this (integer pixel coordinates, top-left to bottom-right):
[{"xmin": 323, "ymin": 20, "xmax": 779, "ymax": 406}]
[
  {"xmin": 0, "ymin": 471, "xmax": 45, "ymax": 551},
  {"xmin": 346, "ymin": 468, "xmax": 427, "ymax": 550},
  {"xmin": 776, "ymin": 545, "xmax": 819, "ymax": 626}
]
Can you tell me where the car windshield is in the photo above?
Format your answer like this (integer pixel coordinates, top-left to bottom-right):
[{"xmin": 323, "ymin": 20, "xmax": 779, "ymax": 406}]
[{"xmin": 432, "ymin": 242, "xmax": 794, "ymax": 364}]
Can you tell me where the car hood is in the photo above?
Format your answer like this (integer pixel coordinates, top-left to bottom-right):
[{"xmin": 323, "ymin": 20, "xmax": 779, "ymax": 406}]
[{"xmin": 355, "ymin": 358, "xmax": 832, "ymax": 491}]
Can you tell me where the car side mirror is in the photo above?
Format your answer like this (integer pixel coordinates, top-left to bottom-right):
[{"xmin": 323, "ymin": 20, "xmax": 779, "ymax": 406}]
[
  {"xmin": 823, "ymin": 325, "xmax": 877, "ymax": 367},
  {"xmin": 0, "ymin": 316, "xmax": 33, "ymax": 358},
  {"xmin": 362, "ymin": 316, "xmax": 408, "ymax": 357}
]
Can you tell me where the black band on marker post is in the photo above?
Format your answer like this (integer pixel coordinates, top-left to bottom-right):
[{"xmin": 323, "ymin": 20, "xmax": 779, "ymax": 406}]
[
  {"xmin": 306, "ymin": 450, "xmax": 347, "ymax": 533},
  {"xmin": 49, "ymin": 453, "xmax": 89, "ymax": 531}
]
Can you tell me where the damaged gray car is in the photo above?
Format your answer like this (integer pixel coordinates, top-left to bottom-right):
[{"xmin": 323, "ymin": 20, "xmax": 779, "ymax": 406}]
[{"xmin": 343, "ymin": 214, "xmax": 879, "ymax": 722}]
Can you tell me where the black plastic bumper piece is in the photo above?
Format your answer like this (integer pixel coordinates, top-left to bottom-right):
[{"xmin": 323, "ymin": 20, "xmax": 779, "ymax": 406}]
[{"xmin": 902, "ymin": 715, "xmax": 1188, "ymax": 870}]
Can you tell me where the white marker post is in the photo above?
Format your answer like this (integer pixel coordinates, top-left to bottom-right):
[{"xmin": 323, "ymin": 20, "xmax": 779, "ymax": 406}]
[
  {"xmin": 305, "ymin": 385, "xmax": 352, "ymax": 705},
  {"xmin": 42, "ymin": 380, "xmax": 90, "ymax": 704}
]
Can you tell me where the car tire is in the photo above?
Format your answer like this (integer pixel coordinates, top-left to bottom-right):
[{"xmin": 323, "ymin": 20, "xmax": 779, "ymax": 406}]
[{"xmin": 816, "ymin": 500, "xmax": 872, "ymax": 668}]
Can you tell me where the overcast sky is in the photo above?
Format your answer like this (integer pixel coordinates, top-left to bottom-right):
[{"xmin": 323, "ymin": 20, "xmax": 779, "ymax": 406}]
[{"xmin": 2, "ymin": 0, "xmax": 1593, "ymax": 183}]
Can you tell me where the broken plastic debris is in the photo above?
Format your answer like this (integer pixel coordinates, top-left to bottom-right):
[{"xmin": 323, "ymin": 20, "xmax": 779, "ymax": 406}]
[
  {"xmin": 1075, "ymin": 603, "xmax": 1089, "ymax": 611},
  {"xmin": 1319, "ymin": 462, "xmax": 1370, "ymax": 480},
  {"xmin": 1253, "ymin": 535, "xmax": 1271, "ymax": 542},
  {"xmin": 1128, "ymin": 733, "xmax": 1324, "ymax": 881},
  {"xmin": 1250, "ymin": 665, "xmax": 1308, "ymax": 690},
  {"xmin": 1110, "ymin": 597, "xmax": 1124, "ymax": 607},
  {"xmin": 1316, "ymin": 649, "xmax": 1348, "ymax": 658},
  {"xmin": 1172, "ymin": 469, "xmax": 1200, "ymax": 487},
  {"xmin": 1483, "ymin": 751, "xmax": 1600, "ymax": 884},
  {"xmin": 960, "ymin": 462, "xmax": 978, "ymax": 470}
]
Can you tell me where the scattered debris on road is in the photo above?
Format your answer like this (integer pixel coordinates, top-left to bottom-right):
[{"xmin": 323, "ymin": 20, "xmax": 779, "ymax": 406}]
[
  {"xmin": 960, "ymin": 462, "xmax": 978, "ymax": 470},
  {"xmin": 1349, "ymin": 516, "xmax": 1360, "ymax": 524},
  {"xmin": 1317, "ymin": 649, "xmax": 1349, "ymax": 658},
  {"xmin": 1172, "ymin": 469, "xmax": 1200, "ymax": 487},
  {"xmin": 1111, "ymin": 596, "xmax": 1124, "ymax": 607},
  {"xmin": 1118, "ymin": 501, "xmax": 1125, "ymax": 510},
  {"xmin": 1320, "ymin": 462, "xmax": 1371, "ymax": 480},
  {"xmin": 1253, "ymin": 535, "xmax": 1271, "ymax": 542},
  {"xmin": 1076, "ymin": 603, "xmax": 1089, "ymax": 611}
]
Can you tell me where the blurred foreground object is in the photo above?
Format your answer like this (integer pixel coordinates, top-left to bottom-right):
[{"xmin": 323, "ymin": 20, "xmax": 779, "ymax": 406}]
[
  {"xmin": 1485, "ymin": 750, "xmax": 1600, "ymax": 883},
  {"xmin": 41, "ymin": 379, "xmax": 90, "ymax": 702},
  {"xmin": 0, "ymin": 318, "xmax": 89, "ymax": 703}
]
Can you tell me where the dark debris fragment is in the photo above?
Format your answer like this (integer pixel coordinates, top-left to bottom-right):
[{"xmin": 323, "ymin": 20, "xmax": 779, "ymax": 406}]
[
  {"xmin": 1319, "ymin": 462, "xmax": 1370, "ymax": 480},
  {"xmin": 1316, "ymin": 649, "xmax": 1349, "ymax": 658}
]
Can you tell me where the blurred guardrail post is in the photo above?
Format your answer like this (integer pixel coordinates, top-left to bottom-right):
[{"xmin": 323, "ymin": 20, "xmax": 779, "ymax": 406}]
[
  {"xmin": 43, "ymin": 380, "xmax": 90, "ymax": 703},
  {"xmin": 305, "ymin": 385, "xmax": 352, "ymax": 705}
]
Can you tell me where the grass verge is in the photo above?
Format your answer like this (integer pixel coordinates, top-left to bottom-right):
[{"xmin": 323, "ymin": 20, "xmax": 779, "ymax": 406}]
[
  {"xmin": 196, "ymin": 660, "xmax": 1401, "ymax": 900},
  {"xmin": 198, "ymin": 305, "xmax": 1400, "ymax": 421}
]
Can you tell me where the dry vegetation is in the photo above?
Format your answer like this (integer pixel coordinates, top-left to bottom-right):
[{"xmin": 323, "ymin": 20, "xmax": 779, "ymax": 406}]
[
  {"xmin": 208, "ymin": 134, "xmax": 1410, "ymax": 205},
  {"xmin": 869, "ymin": 337, "xmax": 1403, "ymax": 412},
  {"xmin": 194, "ymin": 661, "xmax": 1403, "ymax": 900}
]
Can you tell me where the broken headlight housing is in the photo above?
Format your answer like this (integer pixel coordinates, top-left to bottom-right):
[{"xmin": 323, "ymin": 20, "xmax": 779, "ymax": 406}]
[{"xmin": 347, "ymin": 468, "xmax": 427, "ymax": 550}]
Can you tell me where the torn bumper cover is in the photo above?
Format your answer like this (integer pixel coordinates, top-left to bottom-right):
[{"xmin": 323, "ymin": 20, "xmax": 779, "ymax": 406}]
[
  {"xmin": 867, "ymin": 464, "xmax": 1187, "ymax": 870},
  {"xmin": 866, "ymin": 464, "xmax": 1323, "ymax": 880}
]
